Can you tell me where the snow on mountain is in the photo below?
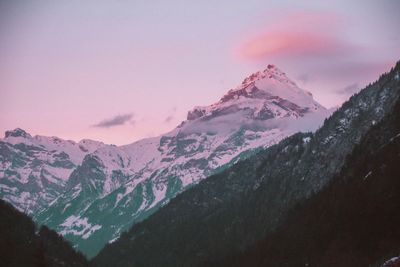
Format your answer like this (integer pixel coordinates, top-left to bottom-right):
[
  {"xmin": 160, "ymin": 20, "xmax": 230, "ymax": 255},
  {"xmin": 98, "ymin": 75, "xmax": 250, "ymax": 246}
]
[
  {"xmin": 0, "ymin": 65, "xmax": 330, "ymax": 257},
  {"xmin": 187, "ymin": 64, "xmax": 320, "ymax": 122},
  {"xmin": 0, "ymin": 129, "xmax": 106, "ymax": 213}
]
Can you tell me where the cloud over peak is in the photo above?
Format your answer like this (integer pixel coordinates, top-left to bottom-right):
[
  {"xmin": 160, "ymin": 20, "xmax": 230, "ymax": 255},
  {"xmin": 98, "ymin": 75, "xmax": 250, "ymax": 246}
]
[{"xmin": 238, "ymin": 11, "xmax": 355, "ymax": 61}]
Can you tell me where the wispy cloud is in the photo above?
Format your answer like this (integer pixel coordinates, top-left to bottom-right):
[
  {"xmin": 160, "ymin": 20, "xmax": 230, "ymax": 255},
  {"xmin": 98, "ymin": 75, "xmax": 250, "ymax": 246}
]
[
  {"xmin": 238, "ymin": 11, "xmax": 356, "ymax": 61},
  {"xmin": 336, "ymin": 83, "xmax": 359, "ymax": 96},
  {"xmin": 297, "ymin": 73, "xmax": 310, "ymax": 84},
  {"xmin": 93, "ymin": 113, "xmax": 134, "ymax": 128},
  {"xmin": 164, "ymin": 106, "xmax": 177, "ymax": 124},
  {"xmin": 240, "ymin": 32, "xmax": 355, "ymax": 60},
  {"xmin": 164, "ymin": 115, "xmax": 174, "ymax": 123}
]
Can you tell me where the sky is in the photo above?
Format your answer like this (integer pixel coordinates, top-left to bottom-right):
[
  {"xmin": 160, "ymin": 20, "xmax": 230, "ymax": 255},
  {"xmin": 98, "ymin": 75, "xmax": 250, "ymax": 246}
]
[{"xmin": 0, "ymin": 0, "xmax": 399, "ymax": 145}]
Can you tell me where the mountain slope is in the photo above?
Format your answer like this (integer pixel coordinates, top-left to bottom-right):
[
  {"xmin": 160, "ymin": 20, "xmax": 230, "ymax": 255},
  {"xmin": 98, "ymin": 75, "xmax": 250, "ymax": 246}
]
[
  {"xmin": 0, "ymin": 199, "xmax": 90, "ymax": 267},
  {"xmin": 1, "ymin": 65, "xmax": 329, "ymax": 257},
  {"xmin": 207, "ymin": 82, "xmax": 400, "ymax": 267},
  {"xmin": 93, "ymin": 62, "xmax": 400, "ymax": 267}
]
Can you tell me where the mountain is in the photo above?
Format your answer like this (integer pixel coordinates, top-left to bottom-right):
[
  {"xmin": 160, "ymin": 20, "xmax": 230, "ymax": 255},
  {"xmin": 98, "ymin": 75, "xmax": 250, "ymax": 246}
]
[
  {"xmin": 204, "ymin": 83, "xmax": 400, "ymax": 267},
  {"xmin": 0, "ymin": 65, "xmax": 329, "ymax": 257},
  {"xmin": 0, "ymin": 130, "xmax": 105, "ymax": 214},
  {"xmin": 0, "ymin": 198, "xmax": 90, "ymax": 267},
  {"xmin": 92, "ymin": 62, "xmax": 400, "ymax": 267}
]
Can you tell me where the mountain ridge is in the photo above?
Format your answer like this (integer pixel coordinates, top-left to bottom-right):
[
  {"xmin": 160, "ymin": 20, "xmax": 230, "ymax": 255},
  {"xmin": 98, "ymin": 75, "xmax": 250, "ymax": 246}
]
[{"xmin": 1, "ymin": 64, "xmax": 329, "ymax": 257}]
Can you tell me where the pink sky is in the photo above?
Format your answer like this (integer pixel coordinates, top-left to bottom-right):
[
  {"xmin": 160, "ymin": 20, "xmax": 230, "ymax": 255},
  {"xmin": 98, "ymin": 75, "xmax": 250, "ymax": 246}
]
[{"xmin": 0, "ymin": 1, "xmax": 399, "ymax": 145}]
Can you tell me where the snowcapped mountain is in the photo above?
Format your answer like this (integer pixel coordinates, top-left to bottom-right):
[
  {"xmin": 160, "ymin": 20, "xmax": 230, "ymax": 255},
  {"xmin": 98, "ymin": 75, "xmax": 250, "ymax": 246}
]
[
  {"xmin": 0, "ymin": 65, "xmax": 330, "ymax": 257},
  {"xmin": 0, "ymin": 129, "xmax": 106, "ymax": 213}
]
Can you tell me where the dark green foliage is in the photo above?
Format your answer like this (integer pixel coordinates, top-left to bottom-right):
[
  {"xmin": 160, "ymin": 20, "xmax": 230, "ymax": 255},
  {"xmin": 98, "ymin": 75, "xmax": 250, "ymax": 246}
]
[
  {"xmin": 206, "ymin": 86, "xmax": 400, "ymax": 267},
  {"xmin": 93, "ymin": 63, "xmax": 400, "ymax": 266},
  {"xmin": 0, "ymin": 199, "xmax": 90, "ymax": 267}
]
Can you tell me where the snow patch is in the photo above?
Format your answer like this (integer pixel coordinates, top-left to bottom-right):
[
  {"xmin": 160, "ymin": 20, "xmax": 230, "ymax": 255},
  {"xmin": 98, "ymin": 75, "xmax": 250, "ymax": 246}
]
[
  {"xmin": 363, "ymin": 171, "xmax": 372, "ymax": 180},
  {"xmin": 60, "ymin": 215, "xmax": 102, "ymax": 239}
]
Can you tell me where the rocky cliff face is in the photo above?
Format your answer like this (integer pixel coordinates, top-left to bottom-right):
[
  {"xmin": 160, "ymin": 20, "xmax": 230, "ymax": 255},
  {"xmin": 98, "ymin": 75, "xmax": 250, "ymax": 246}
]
[{"xmin": 0, "ymin": 65, "xmax": 329, "ymax": 257}]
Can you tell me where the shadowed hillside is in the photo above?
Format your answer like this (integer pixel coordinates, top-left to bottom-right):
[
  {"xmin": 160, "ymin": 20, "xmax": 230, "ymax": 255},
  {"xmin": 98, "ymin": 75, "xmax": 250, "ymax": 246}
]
[{"xmin": 0, "ymin": 199, "xmax": 90, "ymax": 267}]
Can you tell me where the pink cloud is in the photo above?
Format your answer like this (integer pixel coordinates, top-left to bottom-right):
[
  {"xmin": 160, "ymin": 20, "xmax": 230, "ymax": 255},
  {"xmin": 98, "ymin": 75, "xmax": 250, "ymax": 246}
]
[
  {"xmin": 240, "ymin": 31, "xmax": 354, "ymax": 60},
  {"xmin": 238, "ymin": 11, "xmax": 357, "ymax": 61}
]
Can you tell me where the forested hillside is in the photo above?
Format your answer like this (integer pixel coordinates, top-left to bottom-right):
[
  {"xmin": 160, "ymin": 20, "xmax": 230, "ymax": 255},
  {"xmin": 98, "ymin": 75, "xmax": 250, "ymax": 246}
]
[{"xmin": 0, "ymin": 199, "xmax": 90, "ymax": 267}]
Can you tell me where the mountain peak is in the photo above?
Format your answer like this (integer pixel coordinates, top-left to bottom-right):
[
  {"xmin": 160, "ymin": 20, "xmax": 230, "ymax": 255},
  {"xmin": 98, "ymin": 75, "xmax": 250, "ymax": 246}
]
[
  {"xmin": 5, "ymin": 128, "xmax": 32, "ymax": 139},
  {"xmin": 187, "ymin": 65, "xmax": 322, "ymax": 121},
  {"xmin": 237, "ymin": 64, "xmax": 296, "ymax": 91}
]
